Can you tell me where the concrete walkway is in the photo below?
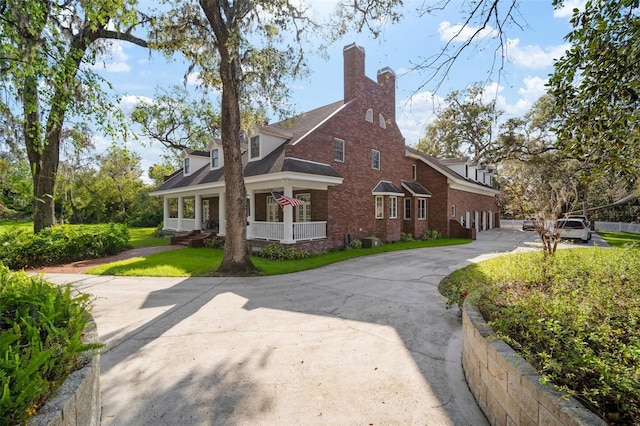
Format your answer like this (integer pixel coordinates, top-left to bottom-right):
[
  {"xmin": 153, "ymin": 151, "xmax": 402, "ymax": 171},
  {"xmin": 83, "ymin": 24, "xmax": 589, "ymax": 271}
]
[{"xmin": 42, "ymin": 228, "xmax": 607, "ymax": 425}]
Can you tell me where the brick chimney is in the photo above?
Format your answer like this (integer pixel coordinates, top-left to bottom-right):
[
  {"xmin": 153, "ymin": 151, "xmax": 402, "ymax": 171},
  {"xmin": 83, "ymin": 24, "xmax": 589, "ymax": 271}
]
[
  {"xmin": 343, "ymin": 43, "xmax": 366, "ymax": 102},
  {"xmin": 377, "ymin": 67, "xmax": 396, "ymax": 121}
]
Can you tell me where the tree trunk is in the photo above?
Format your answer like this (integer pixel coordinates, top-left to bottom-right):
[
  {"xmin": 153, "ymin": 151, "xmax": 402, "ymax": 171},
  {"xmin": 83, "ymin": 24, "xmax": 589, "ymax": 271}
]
[
  {"xmin": 200, "ymin": 0, "xmax": 257, "ymax": 274},
  {"xmin": 22, "ymin": 77, "xmax": 59, "ymax": 233}
]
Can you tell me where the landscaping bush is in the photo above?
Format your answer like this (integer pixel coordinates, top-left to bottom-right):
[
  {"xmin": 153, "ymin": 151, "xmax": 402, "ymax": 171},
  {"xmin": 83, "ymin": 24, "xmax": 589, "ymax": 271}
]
[
  {"xmin": 203, "ymin": 236, "xmax": 224, "ymax": 249},
  {"xmin": 440, "ymin": 247, "xmax": 640, "ymax": 424},
  {"xmin": 0, "ymin": 266, "xmax": 101, "ymax": 425},
  {"xmin": 350, "ymin": 239, "xmax": 362, "ymax": 249},
  {"xmin": 0, "ymin": 223, "xmax": 130, "ymax": 269},
  {"xmin": 420, "ymin": 229, "xmax": 442, "ymax": 240},
  {"xmin": 255, "ymin": 242, "xmax": 309, "ymax": 260},
  {"xmin": 400, "ymin": 232, "xmax": 414, "ymax": 241}
]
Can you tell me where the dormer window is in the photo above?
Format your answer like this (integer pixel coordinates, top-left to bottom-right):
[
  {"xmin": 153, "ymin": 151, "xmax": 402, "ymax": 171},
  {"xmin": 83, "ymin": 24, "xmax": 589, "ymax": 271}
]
[
  {"xmin": 184, "ymin": 158, "xmax": 190, "ymax": 174},
  {"xmin": 378, "ymin": 114, "xmax": 386, "ymax": 129},
  {"xmin": 211, "ymin": 148, "xmax": 219, "ymax": 169},
  {"xmin": 365, "ymin": 108, "xmax": 373, "ymax": 123},
  {"xmin": 250, "ymin": 136, "xmax": 260, "ymax": 159}
]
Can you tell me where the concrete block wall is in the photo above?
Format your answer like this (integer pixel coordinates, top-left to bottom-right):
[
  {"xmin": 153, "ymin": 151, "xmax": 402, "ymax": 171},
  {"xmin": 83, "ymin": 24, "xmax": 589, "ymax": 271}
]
[
  {"xmin": 462, "ymin": 302, "xmax": 606, "ymax": 426},
  {"xmin": 30, "ymin": 321, "xmax": 101, "ymax": 426}
]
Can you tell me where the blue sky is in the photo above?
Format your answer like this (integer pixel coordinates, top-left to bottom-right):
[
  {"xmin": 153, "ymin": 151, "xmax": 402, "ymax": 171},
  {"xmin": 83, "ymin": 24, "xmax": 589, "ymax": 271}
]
[{"xmin": 90, "ymin": 0, "xmax": 585, "ymax": 177}]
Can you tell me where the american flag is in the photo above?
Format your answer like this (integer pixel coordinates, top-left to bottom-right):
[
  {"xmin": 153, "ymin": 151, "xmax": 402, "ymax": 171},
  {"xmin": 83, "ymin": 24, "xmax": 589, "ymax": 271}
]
[{"xmin": 272, "ymin": 192, "xmax": 304, "ymax": 207}]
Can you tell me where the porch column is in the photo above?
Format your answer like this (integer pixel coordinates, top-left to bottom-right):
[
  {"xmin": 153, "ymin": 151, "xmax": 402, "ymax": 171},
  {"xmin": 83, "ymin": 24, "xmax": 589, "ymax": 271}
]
[
  {"xmin": 163, "ymin": 197, "xmax": 169, "ymax": 229},
  {"xmin": 282, "ymin": 185, "xmax": 294, "ymax": 243},
  {"xmin": 247, "ymin": 189, "xmax": 255, "ymax": 239},
  {"xmin": 178, "ymin": 196, "xmax": 184, "ymax": 231},
  {"xmin": 218, "ymin": 192, "xmax": 226, "ymax": 236},
  {"xmin": 195, "ymin": 194, "xmax": 202, "ymax": 231}
]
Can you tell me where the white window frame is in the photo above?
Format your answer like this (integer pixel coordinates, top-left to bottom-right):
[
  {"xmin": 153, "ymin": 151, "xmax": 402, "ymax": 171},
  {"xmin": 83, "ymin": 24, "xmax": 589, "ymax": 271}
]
[
  {"xmin": 378, "ymin": 113, "xmax": 386, "ymax": 129},
  {"xmin": 418, "ymin": 198, "xmax": 426, "ymax": 220},
  {"xmin": 210, "ymin": 148, "xmax": 219, "ymax": 169},
  {"xmin": 375, "ymin": 196, "xmax": 384, "ymax": 219},
  {"xmin": 266, "ymin": 196, "xmax": 279, "ymax": 222},
  {"xmin": 404, "ymin": 198, "xmax": 411, "ymax": 220},
  {"xmin": 389, "ymin": 196, "xmax": 397, "ymax": 219},
  {"xmin": 250, "ymin": 135, "xmax": 260, "ymax": 159},
  {"xmin": 412, "ymin": 164, "xmax": 417, "ymax": 180},
  {"xmin": 334, "ymin": 138, "xmax": 345, "ymax": 162},
  {"xmin": 365, "ymin": 108, "xmax": 374, "ymax": 123},
  {"xmin": 295, "ymin": 193, "xmax": 311, "ymax": 222},
  {"xmin": 184, "ymin": 158, "xmax": 190, "ymax": 174},
  {"xmin": 451, "ymin": 204, "xmax": 456, "ymax": 217},
  {"xmin": 371, "ymin": 149, "xmax": 380, "ymax": 170}
]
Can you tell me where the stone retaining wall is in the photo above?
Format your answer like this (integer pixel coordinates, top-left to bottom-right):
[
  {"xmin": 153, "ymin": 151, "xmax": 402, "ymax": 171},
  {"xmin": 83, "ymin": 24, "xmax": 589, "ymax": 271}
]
[
  {"xmin": 30, "ymin": 321, "xmax": 101, "ymax": 426},
  {"xmin": 462, "ymin": 301, "xmax": 606, "ymax": 426}
]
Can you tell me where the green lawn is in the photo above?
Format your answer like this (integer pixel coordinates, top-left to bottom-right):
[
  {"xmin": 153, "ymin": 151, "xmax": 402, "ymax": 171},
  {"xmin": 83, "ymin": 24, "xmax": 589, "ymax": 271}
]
[
  {"xmin": 597, "ymin": 230, "xmax": 640, "ymax": 247},
  {"xmin": 87, "ymin": 238, "xmax": 471, "ymax": 276}
]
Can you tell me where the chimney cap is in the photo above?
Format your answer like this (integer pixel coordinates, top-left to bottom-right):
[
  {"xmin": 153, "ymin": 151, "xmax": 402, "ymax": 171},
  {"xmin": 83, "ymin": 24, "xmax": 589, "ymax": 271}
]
[
  {"xmin": 377, "ymin": 66, "xmax": 395, "ymax": 77},
  {"xmin": 343, "ymin": 43, "xmax": 365, "ymax": 54}
]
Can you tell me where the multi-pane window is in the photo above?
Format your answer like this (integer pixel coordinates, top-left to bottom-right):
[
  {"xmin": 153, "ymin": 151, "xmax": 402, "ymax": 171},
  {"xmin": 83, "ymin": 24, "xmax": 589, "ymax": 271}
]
[
  {"xmin": 211, "ymin": 149, "xmax": 219, "ymax": 168},
  {"xmin": 296, "ymin": 193, "xmax": 311, "ymax": 222},
  {"xmin": 365, "ymin": 108, "xmax": 374, "ymax": 122},
  {"xmin": 404, "ymin": 198, "xmax": 411, "ymax": 220},
  {"xmin": 334, "ymin": 138, "xmax": 345, "ymax": 162},
  {"xmin": 418, "ymin": 198, "xmax": 426, "ymax": 220},
  {"xmin": 389, "ymin": 196, "xmax": 397, "ymax": 219},
  {"xmin": 375, "ymin": 196, "xmax": 384, "ymax": 219},
  {"xmin": 266, "ymin": 196, "xmax": 279, "ymax": 222},
  {"xmin": 184, "ymin": 158, "xmax": 190, "ymax": 174},
  {"xmin": 250, "ymin": 136, "xmax": 260, "ymax": 159},
  {"xmin": 371, "ymin": 150, "xmax": 380, "ymax": 170}
]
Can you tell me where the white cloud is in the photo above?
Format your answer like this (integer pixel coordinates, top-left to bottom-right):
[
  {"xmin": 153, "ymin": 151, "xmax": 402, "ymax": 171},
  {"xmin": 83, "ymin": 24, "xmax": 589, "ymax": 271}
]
[
  {"xmin": 553, "ymin": 0, "xmax": 586, "ymax": 19},
  {"xmin": 120, "ymin": 94, "xmax": 153, "ymax": 114},
  {"xmin": 397, "ymin": 91, "xmax": 445, "ymax": 146},
  {"xmin": 438, "ymin": 21, "xmax": 497, "ymax": 43},
  {"xmin": 185, "ymin": 72, "xmax": 203, "ymax": 86},
  {"xmin": 506, "ymin": 38, "xmax": 570, "ymax": 69},
  {"xmin": 93, "ymin": 41, "xmax": 130, "ymax": 73}
]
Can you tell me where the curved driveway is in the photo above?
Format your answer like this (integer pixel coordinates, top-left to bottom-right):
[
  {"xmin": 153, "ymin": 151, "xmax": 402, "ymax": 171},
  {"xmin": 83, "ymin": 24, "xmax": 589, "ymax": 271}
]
[{"xmin": 43, "ymin": 227, "xmax": 608, "ymax": 425}]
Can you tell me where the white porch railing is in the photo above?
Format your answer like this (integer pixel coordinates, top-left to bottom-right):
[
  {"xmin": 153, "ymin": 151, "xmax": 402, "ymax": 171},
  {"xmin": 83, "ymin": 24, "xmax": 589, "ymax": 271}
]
[
  {"xmin": 164, "ymin": 218, "xmax": 196, "ymax": 231},
  {"xmin": 252, "ymin": 221, "xmax": 327, "ymax": 241},
  {"xmin": 293, "ymin": 221, "xmax": 327, "ymax": 240}
]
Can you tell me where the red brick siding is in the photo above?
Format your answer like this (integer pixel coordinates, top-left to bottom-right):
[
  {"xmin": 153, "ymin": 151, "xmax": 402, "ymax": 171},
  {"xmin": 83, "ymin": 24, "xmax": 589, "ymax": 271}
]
[
  {"xmin": 449, "ymin": 188, "xmax": 499, "ymax": 230},
  {"xmin": 286, "ymin": 49, "xmax": 409, "ymax": 247}
]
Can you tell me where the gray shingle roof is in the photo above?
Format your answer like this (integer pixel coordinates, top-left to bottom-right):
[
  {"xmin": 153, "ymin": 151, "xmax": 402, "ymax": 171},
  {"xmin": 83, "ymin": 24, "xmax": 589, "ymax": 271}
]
[
  {"xmin": 401, "ymin": 180, "xmax": 432, "ymax": 196},
  {"xmin": 372, "ymin": 180, "xmax": 403, "ymax": 195}
]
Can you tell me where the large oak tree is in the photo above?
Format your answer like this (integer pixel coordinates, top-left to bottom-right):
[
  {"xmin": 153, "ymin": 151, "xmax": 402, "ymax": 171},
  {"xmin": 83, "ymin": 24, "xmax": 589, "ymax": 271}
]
[{"xmin": 0, "ymin": 0, "xmax": 148, "ymax": 233}]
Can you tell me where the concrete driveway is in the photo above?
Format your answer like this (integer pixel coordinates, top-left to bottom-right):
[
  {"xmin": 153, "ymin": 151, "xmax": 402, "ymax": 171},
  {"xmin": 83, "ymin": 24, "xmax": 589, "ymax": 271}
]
[{"xmin": 43, "ymin": 228, "xmax": 606, "ymax": 425}]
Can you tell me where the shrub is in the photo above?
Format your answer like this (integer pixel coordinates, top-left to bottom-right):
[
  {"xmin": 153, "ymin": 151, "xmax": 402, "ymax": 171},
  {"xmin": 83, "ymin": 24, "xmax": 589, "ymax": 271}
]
[
  {"xmin": 0, "ymin": 267, "xmax": 102, "ymax": 424},
  {"xmin": 255, "ymin": 242, "xmax": 309, "ymax": 260},
  {"xmin": 350, "ymin": 239, "xmax": 362, "ymax": 249},
  {"xmin": 400, "ymin": 232, "xmax": 413, "ymax": 241},
  {"xmin": 203, "ymin": 237, "xmax": 224, "ymax": 249},
  {"xmin": 441, "ymin": 247, "xmax": 640, "ymax": 424},
  {"xmin": 0, "ymin": 224, "xmax": 130, "ymax": 269},
  {"xmin": 420, "ymin": 229, "xmax": 442, "ymax": 240}
]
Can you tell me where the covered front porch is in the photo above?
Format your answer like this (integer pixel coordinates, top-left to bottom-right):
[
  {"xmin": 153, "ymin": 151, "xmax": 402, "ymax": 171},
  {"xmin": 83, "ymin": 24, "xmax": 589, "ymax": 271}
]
[{"xmin": 159, "ymin": 173, "xmax": 341, "ymax": 244}]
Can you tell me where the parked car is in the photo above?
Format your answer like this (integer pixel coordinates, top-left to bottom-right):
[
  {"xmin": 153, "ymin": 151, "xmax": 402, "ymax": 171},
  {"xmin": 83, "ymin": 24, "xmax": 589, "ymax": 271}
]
[
  {"xmin": 565, "ymin": 215, "xmax": 590, "ymax": 227},
  {"xmin": 522, "ymin": 218, "xmax": 535, "ymax": 231},
  {"xmin": 555, "ymin": 218, "xmax": 591, "ymax": 242}
]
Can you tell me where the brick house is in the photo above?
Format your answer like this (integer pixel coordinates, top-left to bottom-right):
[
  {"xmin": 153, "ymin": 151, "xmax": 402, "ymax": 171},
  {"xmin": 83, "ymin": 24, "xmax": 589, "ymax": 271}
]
[{"xmin": 149, "ymin": 43, "xmax": 500, "ymax": 251}]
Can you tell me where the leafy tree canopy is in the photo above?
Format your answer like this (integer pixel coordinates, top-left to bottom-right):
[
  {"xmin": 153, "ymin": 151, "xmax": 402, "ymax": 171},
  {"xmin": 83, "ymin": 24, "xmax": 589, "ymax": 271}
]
[{"xmin": 548, "ymin": 0, "xmax": 640, "ymax": 181}]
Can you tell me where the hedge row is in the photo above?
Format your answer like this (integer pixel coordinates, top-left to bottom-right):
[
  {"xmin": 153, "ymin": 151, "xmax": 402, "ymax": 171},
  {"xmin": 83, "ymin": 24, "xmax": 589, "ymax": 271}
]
[{"xmin": 0, "ymin": 224, "xmax": 130, "ymax": 269}]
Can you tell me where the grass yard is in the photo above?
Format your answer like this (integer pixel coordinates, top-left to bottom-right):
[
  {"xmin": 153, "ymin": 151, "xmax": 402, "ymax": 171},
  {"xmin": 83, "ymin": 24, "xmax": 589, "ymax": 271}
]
[
  {"xmin": 87, "ymin": 238, "xmax": 471, "ymax": 276},
  {"xmin": 597, "ymin": 230, "xmax": 640, "ymax": 247}
]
